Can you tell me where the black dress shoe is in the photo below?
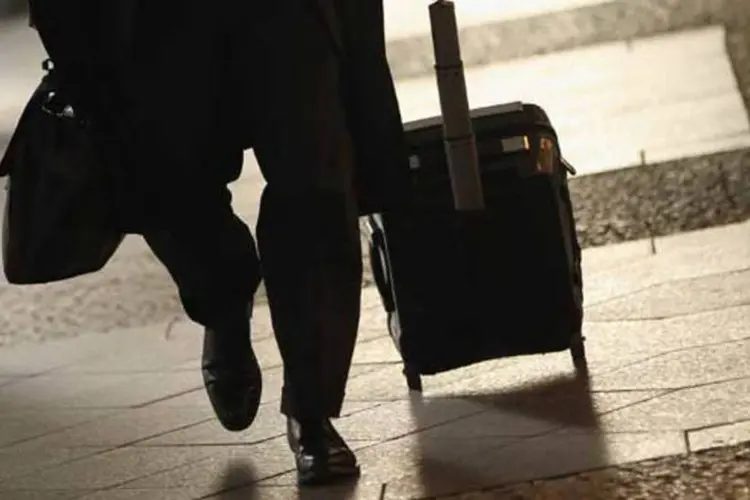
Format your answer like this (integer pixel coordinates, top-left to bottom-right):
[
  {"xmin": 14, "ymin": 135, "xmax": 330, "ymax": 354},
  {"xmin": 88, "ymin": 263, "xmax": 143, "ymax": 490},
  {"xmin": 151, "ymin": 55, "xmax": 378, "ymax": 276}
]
[
  {"xmin": 202, "ymin": 322, "xmax": 262, "ymax": 432},
  {"xmin": 286, "ymin": 417, "xmax": 360, "ymax": 486}
]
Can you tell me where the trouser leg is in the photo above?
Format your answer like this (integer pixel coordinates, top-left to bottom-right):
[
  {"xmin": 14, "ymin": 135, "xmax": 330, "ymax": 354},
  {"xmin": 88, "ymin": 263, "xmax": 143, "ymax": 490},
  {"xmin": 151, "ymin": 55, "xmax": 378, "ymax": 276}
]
[
  {"xmin": 256, "ymin": 186, "xmax": 362, "ymax": 420},
  {"xmin": 142, "ymin": 184, "xmax": 261, "ymax": 328},
  {"xmin": 243, "ymin": 0, "xmax": 363, "ymax": 420}
]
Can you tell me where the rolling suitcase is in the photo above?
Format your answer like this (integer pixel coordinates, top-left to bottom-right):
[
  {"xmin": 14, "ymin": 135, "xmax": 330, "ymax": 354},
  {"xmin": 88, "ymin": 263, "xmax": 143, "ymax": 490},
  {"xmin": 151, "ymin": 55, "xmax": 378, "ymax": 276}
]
[{"xmin": 365, "ymin": 1, "xmax": 585, "ymax": 392}]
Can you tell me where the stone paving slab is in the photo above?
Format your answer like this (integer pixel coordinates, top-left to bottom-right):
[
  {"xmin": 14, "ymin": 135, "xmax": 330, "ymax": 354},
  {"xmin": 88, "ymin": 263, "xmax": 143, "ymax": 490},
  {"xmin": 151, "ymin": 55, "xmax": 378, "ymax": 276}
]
[
  {"xmin": 381, "ymin": 431, "xmax": 688, "ymax": 499},
  {"xmin": 138, "ymin": 401, "xmax": 379, "ymax": 448},
  {"xmin": 690, "ymin": 420, "xmax": 750, "ymax": 453},
  {"xmin": 0, "ymin": 408, "xmax": 116, "ymax": 448},
  {"xmin": 0, "ymin": 221, "xmax": 747, "ymax": 499},
  {"xmin": 443, "ymin": 441, "xmax": 750, "ymax": 500}
]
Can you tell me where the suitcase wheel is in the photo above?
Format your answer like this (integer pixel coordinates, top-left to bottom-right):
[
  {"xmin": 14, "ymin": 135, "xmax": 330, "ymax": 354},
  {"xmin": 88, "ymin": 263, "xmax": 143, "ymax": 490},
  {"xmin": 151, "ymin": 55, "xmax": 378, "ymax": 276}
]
[
  {"xmin": 570, "ymin": 334, "xmax": 588, "ymax": 375},
  {"xmin": 403, "ymin": 364, "xmax": 423, "ymax": 392}
]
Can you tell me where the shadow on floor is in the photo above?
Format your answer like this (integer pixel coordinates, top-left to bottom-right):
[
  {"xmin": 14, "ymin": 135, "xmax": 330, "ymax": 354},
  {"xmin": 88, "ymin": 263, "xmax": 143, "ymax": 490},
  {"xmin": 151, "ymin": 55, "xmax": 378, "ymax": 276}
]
[
  {"xmin": 293, "ymin": 481, "xmax": 360, "ymax": 500},
  {"xmin": 211, "ymin": 461, "xmax": 361, "ymax": 500},
  {"xmin": 210, "ymin": 461, "xmax": 259, "ymax": 499},
  {"xmin": 406, "ymin": 363, "xmax": 609, "ymax": 498}
]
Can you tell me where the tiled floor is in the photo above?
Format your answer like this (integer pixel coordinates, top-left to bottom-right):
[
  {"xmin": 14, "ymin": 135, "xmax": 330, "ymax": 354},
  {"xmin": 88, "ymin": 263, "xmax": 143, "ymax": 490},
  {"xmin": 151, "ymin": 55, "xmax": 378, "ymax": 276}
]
[{"xmin": 0, "ymin": 220, "xmax": 747, "ymax": 499}]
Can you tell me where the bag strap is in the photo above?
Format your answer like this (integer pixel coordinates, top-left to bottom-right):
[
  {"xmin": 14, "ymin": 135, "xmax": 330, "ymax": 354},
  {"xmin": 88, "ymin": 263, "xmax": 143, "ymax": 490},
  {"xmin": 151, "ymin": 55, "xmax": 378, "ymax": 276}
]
[
  {"xmin": 562, "ymin": 157, "xmax": 577, "ymax": 176},
  {"xmin": 367, "ymin": 216, "xmax": 396, "ymax": 313}
]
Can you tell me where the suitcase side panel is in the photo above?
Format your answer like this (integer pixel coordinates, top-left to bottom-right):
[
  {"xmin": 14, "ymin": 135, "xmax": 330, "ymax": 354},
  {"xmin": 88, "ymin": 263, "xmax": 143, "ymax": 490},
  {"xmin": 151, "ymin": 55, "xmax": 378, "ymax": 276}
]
[
  {"xmin": 383, "ymin": 180, "xmax": 581, "ymax": 374},
  {"xmin": 374, "ymin": 103, "xmax": 583, "ymax": 374}
]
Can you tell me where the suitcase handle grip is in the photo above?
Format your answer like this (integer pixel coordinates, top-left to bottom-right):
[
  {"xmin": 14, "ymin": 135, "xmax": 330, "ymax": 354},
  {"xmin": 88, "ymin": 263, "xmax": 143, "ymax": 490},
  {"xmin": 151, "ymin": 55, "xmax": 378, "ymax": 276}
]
[{"xmin": 429, "ymin": 0, "xmax": 485, "ymax": 211}]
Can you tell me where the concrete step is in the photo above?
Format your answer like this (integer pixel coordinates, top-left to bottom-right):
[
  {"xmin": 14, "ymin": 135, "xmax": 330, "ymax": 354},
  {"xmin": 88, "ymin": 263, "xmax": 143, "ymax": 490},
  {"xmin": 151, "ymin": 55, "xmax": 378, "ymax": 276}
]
[
  {"xmin": 385, "ymin": 0, "xmax": 750, "ymax": 80},
  {"xmin": 392, "ymin": 25, "xmax": 750, "ymax": 176},
  {"xmin": 382, "ymin": 0, "xmax": 610, "ymax": 41}
]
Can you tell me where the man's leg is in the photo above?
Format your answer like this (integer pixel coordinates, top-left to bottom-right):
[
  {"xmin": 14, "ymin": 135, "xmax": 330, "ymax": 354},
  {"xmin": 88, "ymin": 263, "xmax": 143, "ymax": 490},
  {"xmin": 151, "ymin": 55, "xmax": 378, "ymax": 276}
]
[
  {"xmin": 142, "ymin": 180, "xmax": 263, "ymax": 431},
  {"xmin": 255, "ymin": 164, "xmax": 363, "ymax": 488},
  {"xmin": 244, "ymin": 0, "xmax": 363, "ymax": 483},
  {"xmin": 257, "ymin": 187, "xmax": 362, "ymax": 421},
  {"xmin": 246, "ymin": 0, "xmax": 362, "ymax": 424}
]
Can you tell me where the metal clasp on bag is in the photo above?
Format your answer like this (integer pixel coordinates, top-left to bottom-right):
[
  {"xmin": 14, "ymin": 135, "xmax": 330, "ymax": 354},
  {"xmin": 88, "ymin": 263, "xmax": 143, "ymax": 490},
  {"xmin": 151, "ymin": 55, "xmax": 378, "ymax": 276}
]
[
  {"xmin": 38, "ymin": 58, "xmax": 78, "ymax": 120},
  {"xmin": 41, "ymin": 93, "xmax": 77, "ymax": 120}
]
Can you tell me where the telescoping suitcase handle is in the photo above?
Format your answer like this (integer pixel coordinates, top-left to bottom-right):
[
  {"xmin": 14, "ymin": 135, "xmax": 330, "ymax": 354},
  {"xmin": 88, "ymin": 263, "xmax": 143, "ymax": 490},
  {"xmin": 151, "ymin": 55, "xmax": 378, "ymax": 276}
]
[{"xmin": 429, "ymin": 0, "xmax": 484, "ymax": 211}]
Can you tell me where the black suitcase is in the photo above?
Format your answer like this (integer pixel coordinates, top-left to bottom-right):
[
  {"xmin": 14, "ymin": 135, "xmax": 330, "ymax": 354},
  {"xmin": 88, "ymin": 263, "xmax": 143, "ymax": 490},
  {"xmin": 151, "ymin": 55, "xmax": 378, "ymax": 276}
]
[{"xmin": 366, "ymin": 101, "xmax": 585, "ymax": 391}]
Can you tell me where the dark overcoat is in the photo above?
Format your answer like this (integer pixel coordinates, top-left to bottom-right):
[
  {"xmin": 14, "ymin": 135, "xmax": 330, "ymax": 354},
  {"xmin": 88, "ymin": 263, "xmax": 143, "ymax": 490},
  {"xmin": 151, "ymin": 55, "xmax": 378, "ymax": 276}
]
[
  {"xmin": 112, "ymin": 0, "xmax": 411, "ymax": 222},
  {"xmin": 236, "ymin": 0, "xmax": 412, "ymax": 216},
  {"xmin": 28, "ymin": 0, "xmax": 411, "ymax": 223}
]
